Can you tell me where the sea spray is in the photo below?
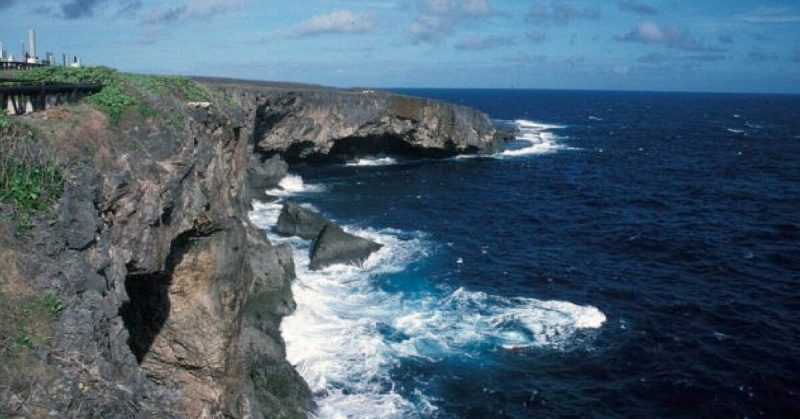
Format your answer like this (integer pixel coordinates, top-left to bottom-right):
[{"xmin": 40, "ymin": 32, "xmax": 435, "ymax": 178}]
[{"xmin": 247, "ymin": 174, "xmax": 606, "ymax": 417}]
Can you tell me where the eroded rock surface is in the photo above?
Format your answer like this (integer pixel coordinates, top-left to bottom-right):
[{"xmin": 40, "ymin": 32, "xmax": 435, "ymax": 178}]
[
  {"xmin": 246, "ymin": 154, "xmax": 289, "ymax": 203},
  {"xmin": 309, "ymin": 224, "xmax": 383, "ymax": 271},
  {"xmin": 1, "ymin": 99, "xmax": 310, "ymax": 417},
  {"xmin": 198, "ymin": 78, "xmax": 500, "ymax": 163},
  {"xmin": 276, "ymin": 202, "xmax": 331, "ymax": 240},
  {"xmin": 1, "ymin": 76, "xmax": 499, "ymax": 418}
]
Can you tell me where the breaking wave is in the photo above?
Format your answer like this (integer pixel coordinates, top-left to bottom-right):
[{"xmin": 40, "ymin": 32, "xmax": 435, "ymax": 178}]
[
  {"xmin": 346, "ymin": 157, "xmax": 399, "ymax": 167},
  {"xmin": 268, "ymin": 174, "xmax": 326, "ymax": 197},
  {"xmin": 496, "ymin": 119, "xmax": 573, "ymax": 158},
  {"xmin": 248, "ymin": 194, "xmax": 606, "ymax": 418}
]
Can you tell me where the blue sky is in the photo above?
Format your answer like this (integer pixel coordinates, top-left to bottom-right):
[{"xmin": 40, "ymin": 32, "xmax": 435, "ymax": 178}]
[{"xmin": 1, "ymin": 0, "xmax": 799, "ymax": 93}]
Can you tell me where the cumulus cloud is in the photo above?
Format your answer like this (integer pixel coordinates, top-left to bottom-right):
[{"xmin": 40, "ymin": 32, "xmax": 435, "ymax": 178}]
[
  {"xmin": 618, "ymin": 21, "xmax": 720, "ymax": 52},
  {"xmin": 410, "ymin": 16, "xmax": 452, "ymax": 43},
  {"xmin": 278, "ymin": 10, "xmax": 378, "ymax": 39},
  {"xmin": 618, "ymin": 0, "xmax": 657, "ymax": 16},
  {"xmin": 454, "ymin": 34, "xmax": 514, "ymax": 50},
  {"xmin": 146, "ymin": 0, "xmax": 247, "ymax": 25},
  {"xmin": 410, "ymin": 0, "xmax": 498, "ymax": 43},
  {"xmin": 527, "ymin": 1, "xmax": 600, "ymax": 25}
]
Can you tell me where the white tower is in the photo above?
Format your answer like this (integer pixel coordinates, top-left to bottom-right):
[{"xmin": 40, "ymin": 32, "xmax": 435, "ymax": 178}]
[{"xmin": 27, "ymin": 29, "xmax": 37, "ymax": 64}]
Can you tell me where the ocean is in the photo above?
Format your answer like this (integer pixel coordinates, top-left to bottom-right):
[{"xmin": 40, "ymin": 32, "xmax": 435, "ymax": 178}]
[{"xmin": 249, "ymin": 89, "xmax": 800, "ymax": 418}]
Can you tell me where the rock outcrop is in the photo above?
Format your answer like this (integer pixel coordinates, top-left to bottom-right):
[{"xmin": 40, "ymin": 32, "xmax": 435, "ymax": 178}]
[
  {"xmin": 197, "ymin": 78, "xmax": 500, "ymax": 163},
  {"xmin": 1, "ymin": 96, "xmax": 310, "ymax": 417},
  {"xmin": 246, "ymin": 154, "xmax": 289, "ymax": 203},
  {"xmin": 276, "ymin": 202, "xmax": 331, "ymax": 240},
  {"xmin": 1, "ymin": 75, "xmax": 498, "ymax": 418},
  {"xmin": 255, "ymin": 91, "xmax": 497, "ymax": 162},
  {"xmin": 309, "ymin": 224, "xmax": 383, "ymax": 271}
]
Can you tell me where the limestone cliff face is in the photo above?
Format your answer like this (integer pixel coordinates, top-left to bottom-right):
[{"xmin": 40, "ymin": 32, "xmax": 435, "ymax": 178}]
[
  {"xmin": 198, "ymin": 79, "xmax": 499, "ymax": 162},
  {"xmin": 1, "ymin": 100, "xmax": 309, "ymax": 417},
  {"xmin": 1, "ymin": 77, "xmax": 498, "ymax": 418},
  {"xmin": 255, "ymin": 91, "xmax": 497, "ymax": 161}
]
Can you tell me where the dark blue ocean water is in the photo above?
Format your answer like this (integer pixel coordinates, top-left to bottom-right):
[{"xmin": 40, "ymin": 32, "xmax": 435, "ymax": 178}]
[{"xmin": 253, "ymin": 90, "xmax": 800, "ymax": 418}]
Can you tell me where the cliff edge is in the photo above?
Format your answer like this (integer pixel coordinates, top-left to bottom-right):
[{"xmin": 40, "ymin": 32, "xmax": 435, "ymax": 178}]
[
  {"xmin": 0, "ymin": 68, "xmax": 498, "ymax": 418},
  {"xmin": 197, "ymin": 78, "xmax": 499, "ymax": 163}
]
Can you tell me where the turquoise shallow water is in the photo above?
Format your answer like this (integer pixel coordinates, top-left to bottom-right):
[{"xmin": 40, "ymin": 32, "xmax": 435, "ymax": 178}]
[{"xmin": 251, "ymin": 90, "xmax": 800, "ymax": 418}]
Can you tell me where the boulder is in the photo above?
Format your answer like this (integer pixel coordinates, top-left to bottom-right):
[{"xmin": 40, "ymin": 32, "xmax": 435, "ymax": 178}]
[
  {"xmin": 276, "ymin": 202, "xmax": 331, "ymax": 240},
  {"xmin": 309, "ymin": 224, "xmax": 383, "ymax": 270},
  {"xmin": 247, "ymin": 155, "xmax": 289, "ymax": 193}
]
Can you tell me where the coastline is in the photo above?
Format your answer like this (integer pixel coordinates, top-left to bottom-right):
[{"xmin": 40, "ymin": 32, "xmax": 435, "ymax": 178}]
[{"xmin": 0, "ymin": 68, "xmax": 503, "ymax": 417}]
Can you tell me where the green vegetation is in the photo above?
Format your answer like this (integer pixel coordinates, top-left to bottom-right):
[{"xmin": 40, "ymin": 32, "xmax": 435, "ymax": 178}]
[
  {"xmin": 0, "ymin": 128, "xmax": 64, "ymax": 231},
  {"xmin": 0, "ymin": 290, "xmax": 62, "ymax": 396},
  {"xmin": 23, "ymin": 66, "xmax": 146, "ymax": 124},
  {"xmin": 0, "ymin": 112, "xmax": 9, "ymax": 130},
  {"xmin": 16, "ymin": 66, "xmax": 235, "ymax": 125}
]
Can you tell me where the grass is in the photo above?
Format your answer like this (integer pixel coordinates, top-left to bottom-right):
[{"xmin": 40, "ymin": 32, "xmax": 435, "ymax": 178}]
[
  {"xmin": 0, "ymin": 127, "xmax": 64, "ymax": 231},
  {"xmin": 0, "ymin": 66, "xmax": 238, "ymax": 229},
  {"xmin": 0, "ymin": 290, "xmax": 62, "ymax": 397},
  {"xmin": 15, "ymin": 66, "xmax": 235, "ymax": 125},
  {"xmin": 22, "ymin": 66, "xmax": 148, "ymax": 124}
]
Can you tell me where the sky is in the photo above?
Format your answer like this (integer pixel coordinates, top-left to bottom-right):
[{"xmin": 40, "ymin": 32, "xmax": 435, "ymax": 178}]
[{"xmin": 1, "ymin": 0, "xmax": 799, "ymax": 93}]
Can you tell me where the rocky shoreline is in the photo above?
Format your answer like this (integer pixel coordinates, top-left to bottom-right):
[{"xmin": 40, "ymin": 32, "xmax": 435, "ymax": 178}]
[{"xmin": 0, "ymin": 73, "xmax": 508, "ymax": 418}]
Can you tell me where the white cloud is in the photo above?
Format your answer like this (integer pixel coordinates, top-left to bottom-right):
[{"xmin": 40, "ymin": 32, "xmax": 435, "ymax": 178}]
[
  {"xmin": 738, "ymin": 7, "xmax": 800, "ymax": 24},
  {"xmin": 462, "ymin": 0, "xmax": 494, "ymax": 17},
  {"xmin": 618, "ymin": 21, "xmax": 721, "ymax": 52},
  {"xmin": 527, "ymin": 1, "xmax": 600, "ymax": 25},
  {"xmin": 280, "ymin": 10, "xmax": 379, "ymax": 39},
  {"xmin": 454, "ymin": 34, "xmax": 514, "ymax": 50},
  {"xmin": 410, "ymin": 0, "xmax": 498, "ymax": 43},
  {"xmin": 146, "ymin": 0, "xmax": 247, "ymax": 25}
]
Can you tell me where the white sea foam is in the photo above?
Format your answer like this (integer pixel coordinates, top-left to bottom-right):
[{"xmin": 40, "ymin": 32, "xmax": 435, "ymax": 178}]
[
  {"xmin": 267, "ymin": 174, "xmax": 326, "ymax": 197},
  {"xmin": 495, "ymin": 119, "xmax": 573, "ymax": 158},
  {"xmin": 247, "ymin": 197, "xmax": 606, "ymax": 417},
  {"xmin": 346, "ymin": 157, "xmax": 398, "ymax": 167}
]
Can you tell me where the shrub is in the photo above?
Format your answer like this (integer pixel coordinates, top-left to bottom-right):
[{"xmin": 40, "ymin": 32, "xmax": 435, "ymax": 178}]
[
  {"xmin": 0, "ymin": 129, "xmax": 64, "ymax": 231},
  {"xmin": 23, "ymin": 66, "xmax": 143, "ymax": 124},
  {"xmin": 13, "ymin": 66, "xmax": 235, "ymax": 126}
]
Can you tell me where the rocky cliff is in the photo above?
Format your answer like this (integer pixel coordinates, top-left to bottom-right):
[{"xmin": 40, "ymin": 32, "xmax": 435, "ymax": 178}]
[
  {"xmin": 198, "ymin": 78, "xmax": 499, "ymax": 163},
  {"xmin": 0, "ymin": 72, "xmax": 499, "ymax": 418}
]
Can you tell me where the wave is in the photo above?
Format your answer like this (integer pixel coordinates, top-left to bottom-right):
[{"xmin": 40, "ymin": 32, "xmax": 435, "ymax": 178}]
[
  {"xmin": 247, "ymin": 198, "xmax": 607, "ymax": 417},
  {"xmin": 495, "ymin": 119, "xmax": 572, "ymax": 158},
  {"xmin": 346, "ymin": 157, "xmax": 398, "ymax": 167},
  {"xmin": 267, "ymin": 174, "xmax": 326, "ymax": 197}
]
